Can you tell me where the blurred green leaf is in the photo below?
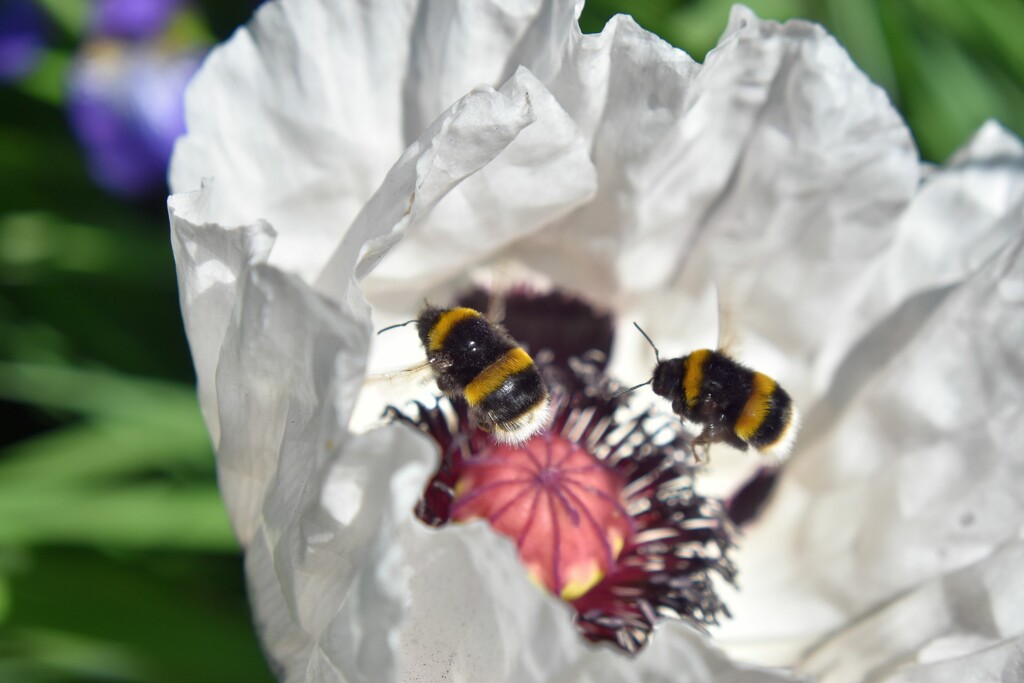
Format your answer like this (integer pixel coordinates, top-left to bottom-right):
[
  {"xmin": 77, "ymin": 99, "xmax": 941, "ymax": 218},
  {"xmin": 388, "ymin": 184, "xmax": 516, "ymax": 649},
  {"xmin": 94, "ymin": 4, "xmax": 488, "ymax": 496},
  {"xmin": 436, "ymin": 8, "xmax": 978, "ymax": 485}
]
[
  {"xmin": 0, "ymin": 126, "xmax": 90, "ymax": 209},
  {"xmin": 0, "ymin": 362, "xmax": 227, "ymax": 550},
  {"xmin": 0, "ymin": 363, "xmax": 200, "ymax": 427},
  {"xmin": 662, "ymin": 0, "xmax": 806, "ymax": 61},
  {"xmin": 4, "ymin": 548, "xmax": 274, "ymax": 683},
  {"xmin": 911, "ymin": 0, "xmax": 1013, "ymax": 61},
  {"xmin": 0, "ymin": 213, "xmax": 173, "ymax": 284},
  {"xmin": 0, "ymin": 208, "xmax": 193, "ymax": 379},
  {"xmin": 0, "ymin": 421, "xmax": 211, "ymax": 493},
  {"xmin": 902, "ymin": 29, "xmax": 1012, "ymax": 160},
  {"xmin": 0, "ymin": 484, "xmax": 234, "ymax": 550},
  {"xmin": 34, "ymin": 0, "xmax": 89, "ymax": 38},
  {"xmin": 15, "ymin": 51, "xmax": 72, "ymax": 107},
  {"xmin": 0, "ymin": 578, "xmax": 9, "ymax": 622},
  {"xmin": 0, "ymin": 627, "xmax": 152, "ymax": 682},
  {"xmin": 967, "ymin": 0, "xmax": 1024, "ymax": 76},
  {"xmin": 824, "ymin": 0, "xmax": 896, "ymax": 94},
  {"xmin": 578, "ymin": 0, "xmax": 678, "ymax": 35},
  {"xmin": 0, "ymin": 317, "xmax": 70, "ymax": 367},
  {"xmin": 165, "ymin": 9, "xmax": 217, "ymax": 48},
  {"xmin": 662, "ymin": 0, "xmax": 733, "ymax": 60}
]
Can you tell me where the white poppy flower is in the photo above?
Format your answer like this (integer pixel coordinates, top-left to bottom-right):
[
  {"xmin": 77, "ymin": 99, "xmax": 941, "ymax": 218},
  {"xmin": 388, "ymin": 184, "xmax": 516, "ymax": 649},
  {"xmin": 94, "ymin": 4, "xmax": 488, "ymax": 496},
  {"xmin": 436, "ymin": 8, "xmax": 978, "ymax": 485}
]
[{"xmin": 167, "ymin": 1, "xmax": 1024, "ymax": 681}]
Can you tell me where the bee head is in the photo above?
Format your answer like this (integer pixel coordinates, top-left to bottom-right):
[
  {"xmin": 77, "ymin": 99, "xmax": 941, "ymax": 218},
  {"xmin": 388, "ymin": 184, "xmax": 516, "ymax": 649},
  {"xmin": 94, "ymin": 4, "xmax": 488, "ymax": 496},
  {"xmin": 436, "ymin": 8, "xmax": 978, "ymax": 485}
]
[
  {"xmin": 415, "ymin": 306, "xmax": 444, "ymax": 347},
  {"xmin": 651, "ymin": 358, "xmax": 684, "ymax": 398}
]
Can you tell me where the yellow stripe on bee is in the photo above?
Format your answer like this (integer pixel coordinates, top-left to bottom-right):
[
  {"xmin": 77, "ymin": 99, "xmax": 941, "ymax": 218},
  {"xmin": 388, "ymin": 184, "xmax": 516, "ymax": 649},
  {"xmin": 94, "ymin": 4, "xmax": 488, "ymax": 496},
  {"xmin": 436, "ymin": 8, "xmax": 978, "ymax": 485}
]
[
  {"xmin": 735, "ymin": 372, "xmax": 777, "ymax": 440},
  {"xmin": 683, "ymin": 349, "xmax": 712, "ymax": 408},
  {"xmin": 464, "ymin": 347, "xmax": 534, "ymax": 406},
  {"xmin": 427, "ymin": 307, "xmax": 482, "ymax": 352}
]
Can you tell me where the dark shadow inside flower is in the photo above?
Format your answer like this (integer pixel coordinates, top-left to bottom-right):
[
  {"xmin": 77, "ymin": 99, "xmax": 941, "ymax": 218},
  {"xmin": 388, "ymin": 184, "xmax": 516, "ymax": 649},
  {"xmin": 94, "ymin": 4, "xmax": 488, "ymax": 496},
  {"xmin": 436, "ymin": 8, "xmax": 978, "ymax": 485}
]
[
  {"xmin": 387, "ymin": 289, "xmax": 736, "ymax": 655},
  {"xmin": 457, "ymin": 286, "xmax": 615, "ymax": 370}
]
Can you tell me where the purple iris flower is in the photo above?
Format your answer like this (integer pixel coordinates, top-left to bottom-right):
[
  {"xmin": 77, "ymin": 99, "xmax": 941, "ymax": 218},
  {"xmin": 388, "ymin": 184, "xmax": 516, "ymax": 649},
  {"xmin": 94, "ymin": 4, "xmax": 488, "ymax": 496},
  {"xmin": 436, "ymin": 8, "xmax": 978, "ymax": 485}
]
[
  {"xmin": 92, "ymin": 0, "xmax": 183, "ymax": 40},
  {"xmin": 0, "ymin": 0, "xmax": 47, "ymax": 82},
  {"xmin": 66, "ymin": 43, "xmax": 202, "ymax": 198}
]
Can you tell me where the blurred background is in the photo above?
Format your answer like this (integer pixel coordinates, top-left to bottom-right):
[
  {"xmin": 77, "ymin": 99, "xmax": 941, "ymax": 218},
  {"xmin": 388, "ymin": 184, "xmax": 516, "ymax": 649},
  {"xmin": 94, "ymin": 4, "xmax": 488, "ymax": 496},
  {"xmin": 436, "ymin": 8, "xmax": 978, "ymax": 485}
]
[{"xmin": 1, "ymin": 0, "xmax": 1021, "ymax": 680}]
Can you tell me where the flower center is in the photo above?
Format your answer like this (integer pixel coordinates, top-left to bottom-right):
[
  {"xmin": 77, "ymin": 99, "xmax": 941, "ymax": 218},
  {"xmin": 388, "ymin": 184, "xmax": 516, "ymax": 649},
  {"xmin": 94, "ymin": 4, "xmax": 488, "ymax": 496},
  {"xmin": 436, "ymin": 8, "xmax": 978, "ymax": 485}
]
[
  {"xmin": 386, "ymin": 288, "xmax": 736, "ymax": 653},
  {"xmin": 451, "ymin": 434, "xmax": 632, "ymax": 600}
]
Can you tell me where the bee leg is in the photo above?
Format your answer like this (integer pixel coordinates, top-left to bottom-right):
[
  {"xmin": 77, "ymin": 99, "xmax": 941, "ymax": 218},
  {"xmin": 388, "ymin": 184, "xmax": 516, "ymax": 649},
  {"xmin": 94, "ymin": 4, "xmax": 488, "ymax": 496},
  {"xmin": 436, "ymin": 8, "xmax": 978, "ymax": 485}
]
[
  {"xmin": 723, "ymin": 431, "xmax": 749, "ymax": 453},
  {"xmin": 692, "ymin": 429, "xmax": 714, "ymax": 464},
  {"xmin": 435, "ymin": 373, "xmax": 461, "ymax": 395},
  {"xmin": 671, "ymin": 397, "xmax": 685, "ymax": 414},
  {"xmin": 447, "ymin": 430, "xmax": 473, "ymax": 461},
  {"xmin": 469, "ymin": 409, "xmax": 494, "ymax": 436},
  {"xmin": 695, "ymin": 442, "xmax": 712, "ymax": 464}
]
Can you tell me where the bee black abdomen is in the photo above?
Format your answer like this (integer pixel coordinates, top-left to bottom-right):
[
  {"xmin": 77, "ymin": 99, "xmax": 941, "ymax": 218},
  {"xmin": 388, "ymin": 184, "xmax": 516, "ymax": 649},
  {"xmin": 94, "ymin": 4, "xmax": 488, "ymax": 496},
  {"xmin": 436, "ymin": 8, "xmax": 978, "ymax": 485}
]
[
  {"xmin": 746, "ymin": 385, "xmax": 793, "ymax": 450},
  {"xmin": 699, "ymin": 353, "xmax": 756, "ymax": 424},
  {"xmin": 476, "ymin": 368, "xmax": 547, "ymax": 427},
  {"xmin": 734, "ymin": 371, "xmax": 798, "ymax": 456}
]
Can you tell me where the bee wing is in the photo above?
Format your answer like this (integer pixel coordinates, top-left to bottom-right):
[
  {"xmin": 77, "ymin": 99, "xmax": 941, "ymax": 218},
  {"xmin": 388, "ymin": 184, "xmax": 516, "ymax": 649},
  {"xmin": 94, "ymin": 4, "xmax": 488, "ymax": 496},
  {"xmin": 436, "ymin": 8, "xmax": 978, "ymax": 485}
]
[
  {"xmin": 364, "ymin": 361, "xmax": 434, "ymax": 385},
  {"xmin": 715, "ymin": 282, "xmax": 740, "ymax": 355}
]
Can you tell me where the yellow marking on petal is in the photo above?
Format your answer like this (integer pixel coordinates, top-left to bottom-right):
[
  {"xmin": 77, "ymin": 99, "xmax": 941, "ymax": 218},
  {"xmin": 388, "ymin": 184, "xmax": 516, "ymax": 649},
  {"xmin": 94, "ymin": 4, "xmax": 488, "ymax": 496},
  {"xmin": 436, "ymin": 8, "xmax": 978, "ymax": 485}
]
[
  {"xmin": 560, "ymin": 561, "xmax": 604, "ymax": 601},
  {"xmin": 608, "ymin": 528, "xmax": 625, "ymax": 560},
  {"xmin": 683, "ymin": 349, "xmax": 712, "ymax": 408},
  {"xmin": 453, "ymin": 475, "xmax": 475, "ymax": 500},
  {"xmin": 526, "ymin": 566, "xmax": 547, "ymax": 593},
  {"xmin": 735, "ymin": 372, "xmax": 777, "ymax": 440},
  {"xmin": 464, "ymin": 347, "xmax": 534, "ymax": 407},
  {"xmin": 427, "ymin": 307, "xmax": 481, "ymax": 351}
]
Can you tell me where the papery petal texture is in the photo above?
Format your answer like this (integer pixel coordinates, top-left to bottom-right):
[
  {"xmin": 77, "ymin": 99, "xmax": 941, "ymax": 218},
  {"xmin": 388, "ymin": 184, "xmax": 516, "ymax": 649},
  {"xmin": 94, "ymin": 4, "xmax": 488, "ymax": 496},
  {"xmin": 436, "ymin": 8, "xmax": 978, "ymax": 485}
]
[
  {"xmin": 801, "ymin": 539, "xmax": 1024, "ymax": 683},
  {"xmin": 518, "ymin": 6, "xmax": 918, "ymax": 309},
  {"xmin": 169, "ymin": 0, "xmax": 1024, "ymax": 680},
  {"xmin": 171, "ymin": 0, "xmax": 589, "ymax": 284},
  {"xmin": 714, "ymin": 123, "xmax": 1024, "ymax": 667}
]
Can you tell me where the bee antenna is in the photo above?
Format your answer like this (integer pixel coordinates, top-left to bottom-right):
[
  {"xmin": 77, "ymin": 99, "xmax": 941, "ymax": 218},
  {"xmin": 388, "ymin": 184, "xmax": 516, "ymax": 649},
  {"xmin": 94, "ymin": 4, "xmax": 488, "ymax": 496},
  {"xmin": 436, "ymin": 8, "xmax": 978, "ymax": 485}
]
[
  {"xmin": 632, "ymin": 322, "xmax": 661, "ymax": 363},
  {"xmin": 611, "ymin": 379, "xmax": 652, "ymax": 399},
  {"xmin": 377, "ymin": 319, "xmax": 418, "ymax": 335}
]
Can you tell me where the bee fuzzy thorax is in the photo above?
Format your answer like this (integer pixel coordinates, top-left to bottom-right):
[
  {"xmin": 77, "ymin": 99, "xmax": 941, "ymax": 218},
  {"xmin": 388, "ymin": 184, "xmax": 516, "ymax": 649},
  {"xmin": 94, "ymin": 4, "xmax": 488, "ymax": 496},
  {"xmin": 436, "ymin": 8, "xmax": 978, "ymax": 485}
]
[{"xmin": 411, "ymin": 304, "xmax": 550, "ymax": 443}]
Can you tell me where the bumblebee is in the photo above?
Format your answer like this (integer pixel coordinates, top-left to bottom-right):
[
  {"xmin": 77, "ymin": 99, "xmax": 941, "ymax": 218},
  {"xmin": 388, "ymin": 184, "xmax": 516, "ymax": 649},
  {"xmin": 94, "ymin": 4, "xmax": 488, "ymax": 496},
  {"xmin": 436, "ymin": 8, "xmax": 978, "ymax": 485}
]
[
  {"xmin": 629, "ymin": 325, "xmax": 799, "ymax": 458},
  {"xmin": 381, "ymin": 305, "xmax": 550, "ymax": 443}
]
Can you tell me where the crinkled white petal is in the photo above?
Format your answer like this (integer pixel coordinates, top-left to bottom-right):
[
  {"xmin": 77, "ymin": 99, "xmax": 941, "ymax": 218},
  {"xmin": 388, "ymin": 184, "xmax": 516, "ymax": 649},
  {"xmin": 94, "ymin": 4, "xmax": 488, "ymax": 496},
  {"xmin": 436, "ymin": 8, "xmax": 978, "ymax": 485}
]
[
  {"xmin": 714, "ymin": 123, "xmax": 1024, "ymax": 664},
  {"xmin": 360, "ymin": 66, "xmax": 598, "ymax": 300},
  {"xmin": 169, "ymin": 0, "xmax": 1024, "ymax": 680},
  {"xmin": 170, "ymin": 0, "xmax": 584, "ymax": 283},
  {"xmin": 169, "ymin": 184, "xmax": 802, "ymax": 683},
  {"xmin": 603, "ymin": 5, "xmax": 918, "ymax": 391},
  {"xmin": 315, "ymin": 68, "xmax": 553, "ymax": 304},
  {"xmin": 800, "ymin": 539, "xmax": 1024, "ymax": 682},
  {"xmin": 169, "ymin": 20, "xmax": 800, "ymax": 677},
  {"xmin": 168, "ymin": 184, "xmax": 275, "ymax": 451},
  {"xmin": 395, "ymin": 521, "xmax": 804, "ymax": 683}
]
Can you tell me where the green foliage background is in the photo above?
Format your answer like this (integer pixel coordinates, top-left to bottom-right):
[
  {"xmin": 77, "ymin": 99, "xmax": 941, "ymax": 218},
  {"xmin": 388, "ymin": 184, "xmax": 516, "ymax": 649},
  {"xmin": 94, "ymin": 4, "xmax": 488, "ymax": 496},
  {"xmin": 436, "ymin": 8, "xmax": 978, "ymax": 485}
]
[{"xmin": 1, "ymin": 1, "xmax": 1021, "ymax": 680}]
